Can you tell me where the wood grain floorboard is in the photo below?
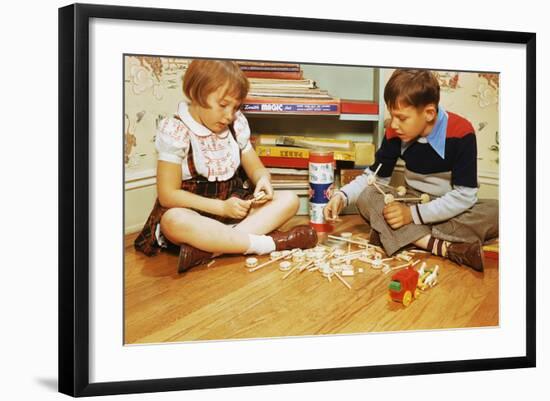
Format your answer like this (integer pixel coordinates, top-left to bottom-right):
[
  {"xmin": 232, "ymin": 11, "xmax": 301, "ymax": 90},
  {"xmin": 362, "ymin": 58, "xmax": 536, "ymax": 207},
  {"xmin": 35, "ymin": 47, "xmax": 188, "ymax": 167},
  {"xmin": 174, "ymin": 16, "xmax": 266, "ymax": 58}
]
[{"xmin": 124, "ymin": 215, "xmax": 499, "ymax": 344}]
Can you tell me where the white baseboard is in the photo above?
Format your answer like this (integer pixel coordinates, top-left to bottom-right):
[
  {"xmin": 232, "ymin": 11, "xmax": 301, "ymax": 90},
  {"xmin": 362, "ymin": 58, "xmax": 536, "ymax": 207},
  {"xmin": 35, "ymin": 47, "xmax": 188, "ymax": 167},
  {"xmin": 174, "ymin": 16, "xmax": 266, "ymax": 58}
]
[{"xmin": 125, "ymin": 168, "xmax": 156, "ymax": 190}]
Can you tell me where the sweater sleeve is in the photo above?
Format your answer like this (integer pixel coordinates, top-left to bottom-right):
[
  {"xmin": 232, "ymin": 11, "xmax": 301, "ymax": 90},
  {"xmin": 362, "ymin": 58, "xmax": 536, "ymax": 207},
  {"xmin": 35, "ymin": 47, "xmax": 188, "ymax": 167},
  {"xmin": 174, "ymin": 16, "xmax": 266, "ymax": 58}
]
[
  {"xmin": 339, "ymin": 133, "xmax": 399, "ymax": 206},
  {"xmin": 410, "ymin": 185, "xmax": 478, "ymax": 224}
]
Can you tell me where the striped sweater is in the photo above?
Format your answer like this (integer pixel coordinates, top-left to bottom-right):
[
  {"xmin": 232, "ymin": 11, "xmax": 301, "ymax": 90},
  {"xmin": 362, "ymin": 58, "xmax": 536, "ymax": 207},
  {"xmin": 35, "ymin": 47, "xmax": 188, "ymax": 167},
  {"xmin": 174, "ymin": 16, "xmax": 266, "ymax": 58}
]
[{"xmin": 340, "ymin": 109, "xmax": 479, "ymax": 224}]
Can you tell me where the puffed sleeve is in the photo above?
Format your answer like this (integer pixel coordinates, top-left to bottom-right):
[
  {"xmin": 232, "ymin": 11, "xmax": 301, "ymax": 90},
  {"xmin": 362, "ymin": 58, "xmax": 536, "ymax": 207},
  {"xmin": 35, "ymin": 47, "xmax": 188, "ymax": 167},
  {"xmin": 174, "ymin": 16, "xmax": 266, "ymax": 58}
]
[
  {"xmin": 232, "ymin": 111, "xmax": 252, "ymax": 152},
  {"xmin": 155, "ymin": 117, "xmax": 190, "ymax": 164}
]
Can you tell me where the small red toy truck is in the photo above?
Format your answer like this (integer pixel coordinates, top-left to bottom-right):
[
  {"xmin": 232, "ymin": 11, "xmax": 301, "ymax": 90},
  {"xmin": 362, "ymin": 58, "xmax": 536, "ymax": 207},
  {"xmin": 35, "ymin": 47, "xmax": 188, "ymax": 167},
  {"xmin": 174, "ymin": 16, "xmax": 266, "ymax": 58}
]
[{"xmin": 388, "ymin": 266, "xmax": 420, "ymax": 307}]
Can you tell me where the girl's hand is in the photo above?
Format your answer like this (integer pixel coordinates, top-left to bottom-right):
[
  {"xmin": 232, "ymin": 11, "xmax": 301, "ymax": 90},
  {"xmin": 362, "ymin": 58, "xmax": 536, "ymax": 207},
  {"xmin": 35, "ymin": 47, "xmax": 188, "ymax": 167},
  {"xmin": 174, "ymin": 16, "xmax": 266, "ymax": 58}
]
[
  {"xmin": 223, "ymin": 197, "xmax": 252, "ymax": 219},
  {"xmin": 323, "ymin": 192, "xmax": 345, "ymax": 223},
  {"xmin": 253, "ymin": 176, "xmax": 274, "ymax": 205},
  {"xmin": 383, "ymin": 202, "xmax": 412, "ymax": 229}
]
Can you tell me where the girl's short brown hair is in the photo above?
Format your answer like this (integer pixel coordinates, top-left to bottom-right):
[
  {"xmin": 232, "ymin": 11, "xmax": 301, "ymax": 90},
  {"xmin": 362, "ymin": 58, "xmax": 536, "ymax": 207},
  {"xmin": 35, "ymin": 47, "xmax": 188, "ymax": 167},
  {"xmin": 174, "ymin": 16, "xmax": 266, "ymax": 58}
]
[
  {"xmin": 182, "ymin": 59, "xmax": 249, "ymax": 107},
  {"xmin": 384, "ymin": 69, "xmax": 440, "ymax": 111}
]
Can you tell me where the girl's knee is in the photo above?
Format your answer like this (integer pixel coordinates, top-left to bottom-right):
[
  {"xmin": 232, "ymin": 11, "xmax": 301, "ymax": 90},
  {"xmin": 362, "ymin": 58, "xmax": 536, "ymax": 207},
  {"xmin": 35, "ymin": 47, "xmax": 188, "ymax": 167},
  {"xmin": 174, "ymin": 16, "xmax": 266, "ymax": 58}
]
[
  {"xmin": 275, "ymin": 190, "xmax": 300, "ymax": 214},
  {"xmin": 160, "ymin": 208, "xmax": 195, "ymax": 235}
]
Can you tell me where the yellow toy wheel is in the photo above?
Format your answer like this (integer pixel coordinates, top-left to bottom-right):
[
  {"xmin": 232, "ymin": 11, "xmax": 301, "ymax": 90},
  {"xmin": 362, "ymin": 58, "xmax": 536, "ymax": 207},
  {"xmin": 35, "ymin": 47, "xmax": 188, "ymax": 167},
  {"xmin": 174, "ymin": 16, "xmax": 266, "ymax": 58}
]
[
  {"xmin": 414, "ymin": 289, "xmax": 421, "ymax": 299},
  {"xmin": 402, "ymin": 290, "xmax": 413, "ymax": 307}
]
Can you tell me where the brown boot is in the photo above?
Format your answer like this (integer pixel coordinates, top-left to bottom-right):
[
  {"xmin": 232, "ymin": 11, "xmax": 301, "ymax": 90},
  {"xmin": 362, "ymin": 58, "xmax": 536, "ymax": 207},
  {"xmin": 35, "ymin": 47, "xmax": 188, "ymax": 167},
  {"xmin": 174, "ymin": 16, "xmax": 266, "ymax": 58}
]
[
  {"xmin": 177, "ymin": 243, "xmax": 213, "ymax": 273},
  {"xmin": 446, "ymin": 241, "xmax": 485, "ymax": 272},
  {"xmin": 268, "ymin": 225, "xmax": 318, "ymax": 251}
]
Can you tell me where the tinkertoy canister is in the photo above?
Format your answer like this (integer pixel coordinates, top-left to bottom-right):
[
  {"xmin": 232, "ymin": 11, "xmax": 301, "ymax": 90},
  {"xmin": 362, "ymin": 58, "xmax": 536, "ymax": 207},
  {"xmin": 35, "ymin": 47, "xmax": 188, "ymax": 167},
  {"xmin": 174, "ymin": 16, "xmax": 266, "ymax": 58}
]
[{"xmin": 308, "ymin": 150, "xmax": 335, "ymax": 232}]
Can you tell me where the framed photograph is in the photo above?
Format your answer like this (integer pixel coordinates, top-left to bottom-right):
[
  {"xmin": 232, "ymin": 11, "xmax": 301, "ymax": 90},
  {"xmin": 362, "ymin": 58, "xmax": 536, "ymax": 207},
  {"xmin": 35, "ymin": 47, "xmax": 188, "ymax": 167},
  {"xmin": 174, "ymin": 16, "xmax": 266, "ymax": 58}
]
[{"xmin": 59, "ymin": 3, "xmax": 536, "ymax": 397}]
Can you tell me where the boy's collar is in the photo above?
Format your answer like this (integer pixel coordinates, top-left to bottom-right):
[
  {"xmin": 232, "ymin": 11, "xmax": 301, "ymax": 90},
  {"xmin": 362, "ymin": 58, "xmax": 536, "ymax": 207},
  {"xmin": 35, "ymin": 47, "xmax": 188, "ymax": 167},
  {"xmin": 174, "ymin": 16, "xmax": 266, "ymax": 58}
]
[{"xmin": 417, "ymin": 105, "xmax": 447, "ymax": 159}]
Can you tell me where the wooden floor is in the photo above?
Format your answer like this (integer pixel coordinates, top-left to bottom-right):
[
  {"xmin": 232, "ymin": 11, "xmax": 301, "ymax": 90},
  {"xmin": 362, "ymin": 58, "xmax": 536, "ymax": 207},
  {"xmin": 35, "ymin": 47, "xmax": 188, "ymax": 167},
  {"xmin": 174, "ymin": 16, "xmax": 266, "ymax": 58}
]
[{"xmin": 124, "ymin": 215, "xmax": 499, "ymax": 344}]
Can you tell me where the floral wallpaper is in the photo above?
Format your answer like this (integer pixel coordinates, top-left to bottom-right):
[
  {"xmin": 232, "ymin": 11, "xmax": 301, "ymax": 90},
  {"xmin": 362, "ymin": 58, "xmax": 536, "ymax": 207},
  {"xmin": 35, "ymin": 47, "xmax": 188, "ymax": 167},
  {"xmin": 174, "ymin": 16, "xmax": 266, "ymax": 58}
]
[
  {"xmin": 124, "ymin": 56, "xmax": 188, "ymax": 172},
  {"xmin": 124, "ymin": 57, "xmax": 500, "ymax": 180}
]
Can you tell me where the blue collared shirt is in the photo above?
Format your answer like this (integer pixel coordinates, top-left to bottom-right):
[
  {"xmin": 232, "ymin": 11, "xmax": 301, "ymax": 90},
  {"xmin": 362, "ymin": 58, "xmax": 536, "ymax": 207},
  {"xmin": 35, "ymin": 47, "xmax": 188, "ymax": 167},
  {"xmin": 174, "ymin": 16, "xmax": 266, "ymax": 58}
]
[{"xmin": 402, "ymin": 105, "xmax": 448, "ymax": 159}]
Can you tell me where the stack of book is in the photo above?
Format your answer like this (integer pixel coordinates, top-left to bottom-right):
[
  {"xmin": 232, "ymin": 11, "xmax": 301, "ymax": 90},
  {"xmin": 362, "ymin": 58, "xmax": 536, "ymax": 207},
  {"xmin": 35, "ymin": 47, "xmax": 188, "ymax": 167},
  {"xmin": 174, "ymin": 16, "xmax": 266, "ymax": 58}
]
[
  {"xmin": 239, "ymin": 62, "xmax": 340, "ymax": 115},
  {"xmin": 253, "ymin": 135, "xmax": 355, "ymax": 169}
]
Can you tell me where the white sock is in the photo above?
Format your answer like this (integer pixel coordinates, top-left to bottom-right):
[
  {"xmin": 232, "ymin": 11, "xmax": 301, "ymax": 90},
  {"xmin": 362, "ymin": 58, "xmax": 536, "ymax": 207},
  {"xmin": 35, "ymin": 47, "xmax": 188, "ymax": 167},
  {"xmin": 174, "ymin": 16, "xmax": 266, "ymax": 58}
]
[{"xmin": 245, "ymin": 234, "xmax": 276, "ymax": 255}]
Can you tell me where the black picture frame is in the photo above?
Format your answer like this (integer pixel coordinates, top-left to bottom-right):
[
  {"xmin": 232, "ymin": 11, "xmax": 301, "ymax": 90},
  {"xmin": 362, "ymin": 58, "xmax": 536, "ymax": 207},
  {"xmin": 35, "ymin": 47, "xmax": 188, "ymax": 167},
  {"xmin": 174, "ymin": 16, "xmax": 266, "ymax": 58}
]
[{"xmin": 58, "ymin": 3, "xmax": 536, "ymax": 397}]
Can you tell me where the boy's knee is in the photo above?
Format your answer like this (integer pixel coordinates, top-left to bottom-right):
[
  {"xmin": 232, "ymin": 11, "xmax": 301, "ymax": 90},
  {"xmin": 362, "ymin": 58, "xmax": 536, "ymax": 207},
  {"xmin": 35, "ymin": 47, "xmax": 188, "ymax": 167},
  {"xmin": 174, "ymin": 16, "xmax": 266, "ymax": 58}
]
[{"xmin": 356, "ymin": 186, "xmax": 381, "ymax": 217}]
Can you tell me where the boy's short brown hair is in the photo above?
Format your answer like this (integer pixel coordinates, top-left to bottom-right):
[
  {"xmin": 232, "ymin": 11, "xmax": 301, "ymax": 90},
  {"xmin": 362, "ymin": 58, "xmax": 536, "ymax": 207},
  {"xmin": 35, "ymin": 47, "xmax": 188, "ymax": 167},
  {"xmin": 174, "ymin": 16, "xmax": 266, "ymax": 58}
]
[
  {"xmin": 384, "ymin": 69, "xmax": 440, "ymax": 110},
  {"xmin": 183, "ymin": 59, "xmax": 249, "ymax": 107}
]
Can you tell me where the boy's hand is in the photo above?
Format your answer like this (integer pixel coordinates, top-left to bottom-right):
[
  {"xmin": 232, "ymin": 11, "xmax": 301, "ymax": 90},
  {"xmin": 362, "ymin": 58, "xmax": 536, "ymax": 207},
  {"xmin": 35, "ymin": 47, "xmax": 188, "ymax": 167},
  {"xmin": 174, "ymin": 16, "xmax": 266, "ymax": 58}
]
[
  {"xmin": 253, "ymin": 176, "xmax": 274, "ymax": 205},
  {"xmin": 223, "ymin": 197, "xmax": 253, "ymax": 219},
  {"xmin": 323, "ymin": 192, "xmax": 345, "ymax": 223},
  {"xmin": 383, "ymin": 202, "xmax": 412, "ymax": 229}
]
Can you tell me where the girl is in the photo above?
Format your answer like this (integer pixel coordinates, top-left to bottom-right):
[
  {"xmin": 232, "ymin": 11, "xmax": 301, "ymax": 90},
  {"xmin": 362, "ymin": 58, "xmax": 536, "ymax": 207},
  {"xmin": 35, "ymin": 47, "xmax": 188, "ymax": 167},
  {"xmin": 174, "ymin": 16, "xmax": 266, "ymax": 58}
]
[{"xmin": 134, "ymin": 59, "xmax": 317, "ymax": 273}]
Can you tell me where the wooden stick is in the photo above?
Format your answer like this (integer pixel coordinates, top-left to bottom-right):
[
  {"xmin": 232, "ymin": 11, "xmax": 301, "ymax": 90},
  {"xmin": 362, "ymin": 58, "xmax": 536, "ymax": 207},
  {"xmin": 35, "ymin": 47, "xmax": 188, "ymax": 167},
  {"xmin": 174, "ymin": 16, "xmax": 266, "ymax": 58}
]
[
  {"xmin": 298, "ymin": 260, "xmax": 315, "ymax": 272},
  {"xmin": 388, "ymin": 259, "xmax": 420, "ymax": 272},
  {"xmin": 373, "ymin": 163, "xmax": 382, "ymax": 176},
  {"xmin": 372, "ymin": 181, "xmax": 386, "ymax": 196},
  {"xmin": 282, "ymin": 265, "xmax": 298, "ymax": 279},
  {"xmin": 249, "ymin": 249, "xmax": 299, "ymax": 272},
  {"xmin": 282, "ymin": 258, "xmax": 316, "ymax": 280},
  {"xmin": 377, "ymin": 181, "xmax": 395, "ymax": 190},
  {"xmin": 334, "ymin": 271, "xmax": 352, "ymax": 290},
  {"xmin": 328, "ymin": 235, "xmax": 369, "ymax": 246}
]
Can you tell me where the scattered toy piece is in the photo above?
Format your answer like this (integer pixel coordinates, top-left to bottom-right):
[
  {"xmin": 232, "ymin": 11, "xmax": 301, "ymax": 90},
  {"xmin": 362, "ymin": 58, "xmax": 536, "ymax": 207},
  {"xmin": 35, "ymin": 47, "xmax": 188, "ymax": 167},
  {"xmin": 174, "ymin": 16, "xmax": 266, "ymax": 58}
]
[
  {"xmin": 327, "ymin": 234, "xmax": 369, "ymax": 247},
  {"xmin": 388, "ymin": 266, "xmax": 420, "ymax": 307},
  {"xmin": 253, "ymin": 191, "xmax": 266, "ymax": 202},
  {"xmin": 292, "ymin": 251, "xmax": 306, "ymax": 263},
  {"xmin": 396, "ymin": 252, "xmax": 412, "ymax": 262},
  {"xmin": 245, "ymin": 257, "xmax": 258, "ymax": 268},
  {"xmin": 341, "ymin": 269, "xmax": 355, "ymax": 277},
  {"xmin": 270, "ymin": 251, "xmax": 282, "ymax": 260},
  {"xmin": 279, "ymin": 261, "xmax": 292, "ymax": 271},
  {"xmin": 384, "ymin": 193, "xmax": 395, "ymax": 204},
  {"xmin": 334, "ymin": 271, "xmax": 352, "ymax": 289},
  {"xmin": 249, "ymin": 248, "xmax": 299, "ymax": 272}
]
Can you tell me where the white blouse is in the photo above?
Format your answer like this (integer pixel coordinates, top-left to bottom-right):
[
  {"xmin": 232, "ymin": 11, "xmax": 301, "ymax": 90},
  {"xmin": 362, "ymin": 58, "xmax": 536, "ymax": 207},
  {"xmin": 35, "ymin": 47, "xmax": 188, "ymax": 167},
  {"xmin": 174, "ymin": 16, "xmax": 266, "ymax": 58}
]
[{"xmin": 155, "ymin": 102, "xmax": 252, "ymax": 182}]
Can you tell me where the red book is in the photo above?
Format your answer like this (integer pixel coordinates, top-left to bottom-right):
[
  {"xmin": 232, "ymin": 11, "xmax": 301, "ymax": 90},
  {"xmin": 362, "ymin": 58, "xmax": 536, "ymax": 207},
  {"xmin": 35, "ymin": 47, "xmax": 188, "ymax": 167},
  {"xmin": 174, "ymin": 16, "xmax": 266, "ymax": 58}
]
[
  {"xmin": 340, "ymin": 99, "xmax": 379, "ymax": 115},
  {"xmin": 243, "ymin": 70, "xmax": 304, "ymax": 79},
  {"xmin": 259, "ymin": 156, "xmax": 309, "ymax": 169}
]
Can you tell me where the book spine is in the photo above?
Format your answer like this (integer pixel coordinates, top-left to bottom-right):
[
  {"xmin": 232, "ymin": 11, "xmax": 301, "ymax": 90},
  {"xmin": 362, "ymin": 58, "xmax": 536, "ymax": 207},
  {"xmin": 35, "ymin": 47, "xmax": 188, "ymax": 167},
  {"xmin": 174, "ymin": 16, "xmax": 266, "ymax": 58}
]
[
  {"xmin": 257, "ymin": 135, "xmax": 353, "ymax": 149},
  {"xmin": 340, "ymin": 100, "xmax": 379, "ymax": 114},
  {"xmin": 237, "ymin": 61, "xmax": 300, "ymax": 68},
  {"xmin": 243, "ymin": 101, "xmax": 340, "ymax": 114},
  {"xmin": 255, "ymin": 145, "xmax": 355, "ymax": 162},
  {"xmin": 243, "ymin": 70, "xmax": 304, "ymax": 79},
  {"xmin": 240, "ymin": 66, "xmax": 301, "ymax": 72},
  {"xmin": 259, "ymin": 156, "xmax": 309, "ymax": 169}
]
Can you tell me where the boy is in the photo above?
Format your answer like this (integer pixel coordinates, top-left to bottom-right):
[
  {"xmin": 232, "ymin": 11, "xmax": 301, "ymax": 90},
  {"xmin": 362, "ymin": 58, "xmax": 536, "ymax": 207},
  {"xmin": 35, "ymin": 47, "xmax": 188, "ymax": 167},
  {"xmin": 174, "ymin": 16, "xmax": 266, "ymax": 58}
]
[{"xmin": 324, "ymin": 69, "xmax": 498, "ymax": 272}]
